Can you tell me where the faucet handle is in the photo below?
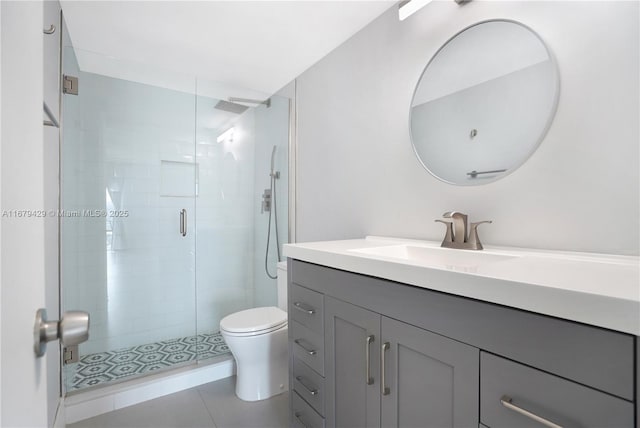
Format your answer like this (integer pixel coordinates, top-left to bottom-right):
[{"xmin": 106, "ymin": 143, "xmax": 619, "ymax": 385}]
[
  {"xmin": 435, "ymin": 219, "xmax": 454, "ymax": 244},
  {"xmin": 467, "ymin": 221, "xmax": 492, "ymax": 250},
  {"xmin": 442, "ymin": 211, "xmax": 468, "ymax": 244},
  {"xmin": 442, "ymin": 211, "xmax": 466, "ymax": 219}
]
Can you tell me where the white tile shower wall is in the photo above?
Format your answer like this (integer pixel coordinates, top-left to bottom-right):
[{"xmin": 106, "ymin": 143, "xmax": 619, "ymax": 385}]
[{"xmin": 295, "ymin": 1, "xmax": 639, "ymax": 255}]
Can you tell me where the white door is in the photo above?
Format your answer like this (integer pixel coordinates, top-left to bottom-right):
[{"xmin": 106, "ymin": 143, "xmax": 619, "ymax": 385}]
[{"xmin": 1, "ymin": 1, "xmax": 62, "ymax": 427}]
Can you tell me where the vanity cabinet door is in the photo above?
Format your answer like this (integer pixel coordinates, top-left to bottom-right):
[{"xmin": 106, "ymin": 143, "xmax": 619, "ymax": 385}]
[
  {"xmin": 381, "ymin": 317, "xmax": 479, "ymax": 428},
  {"xmin": 325, "ymin": 297, "xmax": 381, "ymax": 428}
]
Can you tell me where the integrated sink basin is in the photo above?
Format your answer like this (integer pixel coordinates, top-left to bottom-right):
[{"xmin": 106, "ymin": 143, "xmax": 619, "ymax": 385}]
[
  {"xmin": 284, "ymin": 236, "xmax": 640, "ymax": 335},
  {"xmin": 350, "ymin": 244, "xmax": 518, "ymax": 270}
]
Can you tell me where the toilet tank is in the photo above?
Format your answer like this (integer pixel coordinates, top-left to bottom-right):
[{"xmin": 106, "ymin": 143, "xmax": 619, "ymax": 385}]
[{"xmin": 276, "ymin": 261, "xmax": 287, "ymax": 311}]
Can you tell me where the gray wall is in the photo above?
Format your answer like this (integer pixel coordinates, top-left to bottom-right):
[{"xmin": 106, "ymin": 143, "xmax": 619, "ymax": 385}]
[{"xmin": 295, "ymin": 1, "xmax": 639, "ymax": 255}]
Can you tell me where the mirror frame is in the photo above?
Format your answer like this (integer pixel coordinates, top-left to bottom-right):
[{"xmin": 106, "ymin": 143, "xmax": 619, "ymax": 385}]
[{"xmin": 408, "ymin": 19, "xmax": 560, "ymax": 186}]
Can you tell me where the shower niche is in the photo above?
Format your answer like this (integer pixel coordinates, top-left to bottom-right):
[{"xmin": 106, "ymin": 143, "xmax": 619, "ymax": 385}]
[{"xmin": 60, "ymin": 44, "xmax": 290, "ymax": 392}]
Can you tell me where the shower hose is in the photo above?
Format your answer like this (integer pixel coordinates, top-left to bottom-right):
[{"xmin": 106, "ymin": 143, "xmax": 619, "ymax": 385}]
[{"xmin": 265, "ymin": 170, "xmax": 281, "ymax": 279}]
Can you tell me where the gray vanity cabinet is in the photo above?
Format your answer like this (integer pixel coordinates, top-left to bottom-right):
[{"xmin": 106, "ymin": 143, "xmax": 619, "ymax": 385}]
[
  {"xmin": 324, "ymin": 296, "xmax": 479, "ymax": 428},
  {"xmin": 288, "ymin": 259, "xmax": 636, "ymax": 428}
]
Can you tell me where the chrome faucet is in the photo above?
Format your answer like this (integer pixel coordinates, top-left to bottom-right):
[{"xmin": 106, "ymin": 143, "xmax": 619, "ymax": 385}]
[{"xmin": 435, "ymin": 211, "xmax": 491, "ymax": 250}]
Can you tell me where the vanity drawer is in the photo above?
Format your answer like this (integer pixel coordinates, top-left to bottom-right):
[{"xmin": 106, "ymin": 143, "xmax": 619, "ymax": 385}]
[
  {"xmin": 290, "ymin": 283, "xmax": 324, "ymax": 334},
  {"xmin": 292, "ymin": 391, "xmax": 325, "ymax": 428},
  {"xmin": 293, "ymin": 357, "xmax": 325, "ymax": 415},
  {"xmin": 480, "ymin": 352, "xmax": 634, "ymax": 428},
  {"xmin": 291, "ymin": 320, "xmax": 325, "ymax": 376}
]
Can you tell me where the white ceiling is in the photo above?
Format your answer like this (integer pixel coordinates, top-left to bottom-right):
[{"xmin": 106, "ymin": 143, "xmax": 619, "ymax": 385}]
[{"xmin": 61, "ymin": 1, "xmax": 394, "ymax": 98}]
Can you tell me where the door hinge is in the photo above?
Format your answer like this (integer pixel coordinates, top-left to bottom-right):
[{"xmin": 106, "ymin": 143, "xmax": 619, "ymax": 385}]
[
  {"xmin": 63, "ymin": 75, "xmax": 78, "ymax": 95},
  {"xmin": 63, "ymin": 345, "xmax": 79, "ymax": 364}
]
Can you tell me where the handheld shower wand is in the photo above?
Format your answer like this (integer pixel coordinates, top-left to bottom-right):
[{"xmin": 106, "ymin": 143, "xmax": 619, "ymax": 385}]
[
  {"xmin": 264, "ymin": 145, "xmax": 281, "ymax": 279},
  {"xmin": 270, "ymin": 145, "xmax": 280, "ymax": 179}
]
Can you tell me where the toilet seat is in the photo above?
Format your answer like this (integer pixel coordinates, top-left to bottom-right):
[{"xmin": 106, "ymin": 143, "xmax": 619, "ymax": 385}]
[{"xmin": 220, "ymin": 307, "xmax": 287, "ymax": 337}]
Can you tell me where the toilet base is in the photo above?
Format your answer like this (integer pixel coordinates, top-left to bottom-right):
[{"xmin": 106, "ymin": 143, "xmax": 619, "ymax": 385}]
[
  {"xmin": 234, "ymin": 356, "xmax": 289, "ymax": 402},
  {"xmin": 224, "ymin": 325, "xmax": 289, "ymax": 402}
]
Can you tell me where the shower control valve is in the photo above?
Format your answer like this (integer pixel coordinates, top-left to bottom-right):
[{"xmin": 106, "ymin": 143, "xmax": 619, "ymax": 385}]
[{"xmin": 261, "ymin": 188, "xmax": 272, "ymax": 213}]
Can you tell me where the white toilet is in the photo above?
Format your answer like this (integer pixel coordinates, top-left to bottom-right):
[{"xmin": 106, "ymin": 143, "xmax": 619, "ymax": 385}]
[{"xmin": 220, "ymin": 261, "xmax": 289, "ymax": 401}]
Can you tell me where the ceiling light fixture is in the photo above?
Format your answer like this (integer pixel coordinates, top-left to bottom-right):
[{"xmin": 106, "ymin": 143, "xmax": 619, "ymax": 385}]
[{"xmin": 399, "ymin": 0, "xmax": 470, "ymax": 21}]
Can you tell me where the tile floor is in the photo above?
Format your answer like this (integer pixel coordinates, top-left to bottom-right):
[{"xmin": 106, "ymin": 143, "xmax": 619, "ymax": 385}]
[
  {"xmin": 67, "ymin": 376, "xmax": 289, "ymax": 428},
  {"xmin": 68, "ymin": 333, "xmax": 230, "ymax": 391}
]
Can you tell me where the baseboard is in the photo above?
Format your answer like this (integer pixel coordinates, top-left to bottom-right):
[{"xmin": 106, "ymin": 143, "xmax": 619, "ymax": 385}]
[{"xmin": 65, "ymin": 357, "xmax": 235, "ymax": 424}]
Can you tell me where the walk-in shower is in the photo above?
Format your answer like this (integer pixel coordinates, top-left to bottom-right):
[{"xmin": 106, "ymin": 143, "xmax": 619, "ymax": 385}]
[{"xmin": 60, "ymin": 43, "xmax": 290, "ymax": 393}]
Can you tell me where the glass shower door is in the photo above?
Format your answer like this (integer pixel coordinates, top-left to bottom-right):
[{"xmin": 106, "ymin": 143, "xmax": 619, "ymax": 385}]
[{"xmin": 61, "ymin": 46, "xmax": 198, "ymax": 391}]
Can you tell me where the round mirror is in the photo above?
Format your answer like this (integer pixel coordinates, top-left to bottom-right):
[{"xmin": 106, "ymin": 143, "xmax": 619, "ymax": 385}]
[{"xmin": 410, "ymin": 20, "xmax": 559, "ymax": 185}]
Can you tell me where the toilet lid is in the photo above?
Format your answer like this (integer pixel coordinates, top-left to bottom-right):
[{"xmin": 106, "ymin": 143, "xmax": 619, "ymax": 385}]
[{"xmin": 220, "ymin": 306, "xmax": 287, "ymax": 334}]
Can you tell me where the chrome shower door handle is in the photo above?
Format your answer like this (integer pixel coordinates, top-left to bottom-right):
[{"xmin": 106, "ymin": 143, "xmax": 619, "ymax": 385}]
[
  {"xmin": 180, "ymin": 209, "xmax": 187, "ymax": 237},
  {"xmin": 365, "ymin": 335, "xmax": 374, "ymax": 385}
]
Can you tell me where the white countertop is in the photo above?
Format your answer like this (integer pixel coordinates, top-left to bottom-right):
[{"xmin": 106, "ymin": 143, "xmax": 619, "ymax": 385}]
[{"xmin": 284, "ymin": 236, "xmax": 640, "ymax": 335}]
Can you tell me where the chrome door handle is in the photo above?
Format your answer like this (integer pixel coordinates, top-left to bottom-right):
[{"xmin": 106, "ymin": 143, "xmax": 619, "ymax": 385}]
[
  {"xmin": 293, "ymin": 302, "xmax": 315, "ymax": 315},
  {"xmin": 381, "ymin": 341, "xmax": 390, "ymax": 395},
  {"xmin": 294, "ymin": 411, "xmax": 310, "ymax": 428},
  {"xmin": 294, "ymin": 339, "xmax": 317, "ymax": 356},
  {"xmin": 500, "ymin": 396, "xmax": 563, "ymax": 428},
  {"xmin": 180, "ymin": 209, "xmax": 187, "ymax": 237},
  {"xmin": 365, "ymin": 334, "xmax": 374, "ymax": 385},
  {"xmin": 295, "ymin": 376, "xmax": 318, "ymax": 396},
  {"xmin": 34, "ymin": 309, "xmax": 90, "ymax": 357}
]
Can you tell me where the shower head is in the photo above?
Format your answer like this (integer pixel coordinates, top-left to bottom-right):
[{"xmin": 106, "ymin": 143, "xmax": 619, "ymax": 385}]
[
  {"xmin": 229, "ymin": 97, "xmax": 271, "ymax": 108},
  {"xmin": 214, "ymin": 100, "xmax": 249, "ymax": 115}
]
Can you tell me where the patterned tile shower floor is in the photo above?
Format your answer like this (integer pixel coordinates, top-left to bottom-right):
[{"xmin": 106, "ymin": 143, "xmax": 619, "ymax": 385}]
[{"xmin": 67, "ymin": 332, "xmax": 230, "ymax": 391}]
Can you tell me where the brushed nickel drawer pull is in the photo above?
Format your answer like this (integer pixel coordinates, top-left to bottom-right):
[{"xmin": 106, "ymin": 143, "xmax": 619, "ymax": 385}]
[
  {"xmin": 294, "ymin": 339, "xmax": 317, "ymax": 356},
  {"xmin": 294, "ymin": 411, "xmax": 311, "ymax": 428},
  {"xmin": 293, "ymin": 302, "xmax": 315, "ymax": 315},
  {"xmin": 381, "ymin": 342, "xmax": 390, "ymax": 395},
  {"xmin": 500, "ymin": 395, "xmax": 563, "ymax": 428},
  {"xmin": 295, "ymin": 376, "xmax": 318, "ymax": 396},
  {"xmin": 365, "ymin": 335, "xmax": 374, "ymax": 385}
]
